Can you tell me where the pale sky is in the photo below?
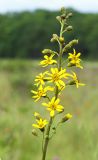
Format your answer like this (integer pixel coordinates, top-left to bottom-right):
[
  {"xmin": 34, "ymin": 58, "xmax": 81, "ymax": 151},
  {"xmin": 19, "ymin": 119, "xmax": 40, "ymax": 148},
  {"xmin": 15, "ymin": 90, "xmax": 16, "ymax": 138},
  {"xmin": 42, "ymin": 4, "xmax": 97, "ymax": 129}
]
[{"xmin": 0, "ymin": 0, "xmax": 98, "ymax": 13}]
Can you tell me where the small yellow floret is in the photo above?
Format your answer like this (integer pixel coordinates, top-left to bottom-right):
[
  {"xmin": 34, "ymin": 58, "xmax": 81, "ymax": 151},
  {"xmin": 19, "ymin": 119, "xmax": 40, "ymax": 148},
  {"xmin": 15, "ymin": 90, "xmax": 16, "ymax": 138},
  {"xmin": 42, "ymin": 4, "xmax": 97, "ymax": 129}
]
[
  {"xmin": 31, "ymin": 85, "xmax": 54, "ymax": 101},
  {"xmin": 46, "ymin": 68, "xmax": 70, "ymax": 88},
  {"xmin": 65, "ymin": 113, "xmax": 72, "ymax": 119},
  {"xmin": 35, "ymin": 71, "xmax": 48, "ymax": 86},
  {"xmin": 70, "ymin": 72, "xmax": 85, "ymax": 88},
  {"xmin": 40, "ymin": 54, "xmax": 57, "ymax": 67},
  {"xmin": 68, "ymin": 49, "xmax": 83, "ymax": 69},
  {"xmin": 32, "ymin": 118, "xmax": 48, "ymax": 130},
  {"xmin": 42, "ymin": 97, "xmax": 64, "ymax": 117},
  {"xmin": 61, "ymin": 113, "xmax": 72, "ymax": 123}
]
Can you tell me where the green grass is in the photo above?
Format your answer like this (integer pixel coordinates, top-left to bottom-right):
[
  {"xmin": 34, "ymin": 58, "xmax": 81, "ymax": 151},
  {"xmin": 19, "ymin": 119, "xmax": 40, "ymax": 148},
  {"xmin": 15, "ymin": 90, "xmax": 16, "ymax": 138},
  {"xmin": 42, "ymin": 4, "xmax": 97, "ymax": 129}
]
[{"xmin": 0, "ymin": 59, "xmax": 98, "ymax": 160}]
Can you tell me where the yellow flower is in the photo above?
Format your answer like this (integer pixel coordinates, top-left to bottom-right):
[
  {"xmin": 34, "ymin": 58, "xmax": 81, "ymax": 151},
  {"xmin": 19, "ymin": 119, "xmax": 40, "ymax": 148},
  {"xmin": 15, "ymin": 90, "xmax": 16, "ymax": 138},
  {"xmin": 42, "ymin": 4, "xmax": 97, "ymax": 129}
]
[
  {"xmin": 61, "ymin": 113, "xmax": 72, "ymax": 123},
  {"xmin": 70, "ymin": 72, "xmax": 85, "ymax": 88},
  {"xmin": 46, "ymin": 68, "xmax": 70, "ymax": 88},
  {"xmin": 34, "ymin": 71, "xmax": 48, "ymax": 86},
  {"xmin": 40, "ymin": 54, "xmax": 57, "ymax": 67},
  {"xmin": 65, "ymin": 113, "xmax": 72, "ymax": 119},
  {"xmin": 68, "ymin": 49, "xmax": 83, "ymax": 69},
  {"xmin": 42, "ymin": 97, "xmax": 64, "ymax": 117},
  {"xmin": 31, "ymin": 85, "xmax": 54, "ymax": 101},
  {"xmin": 32, "ymin": 118, "xmax": 48, "ymax": 131}
]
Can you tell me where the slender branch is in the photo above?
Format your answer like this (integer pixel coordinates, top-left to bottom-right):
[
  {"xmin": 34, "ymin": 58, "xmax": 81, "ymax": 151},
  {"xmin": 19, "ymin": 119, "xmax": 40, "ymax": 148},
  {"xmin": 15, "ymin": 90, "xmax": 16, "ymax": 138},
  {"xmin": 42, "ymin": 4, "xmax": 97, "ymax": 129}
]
[
  {"xmin": 42, "ymin": 131, "xmax": 45, "ymax": 153},
  {"xmin": 50, "ymin": 122, "xmax": 61, "ymax": 140},
  {"xmin": 42, "ymin": 117, "xmax": 52, "ymax": 160}
]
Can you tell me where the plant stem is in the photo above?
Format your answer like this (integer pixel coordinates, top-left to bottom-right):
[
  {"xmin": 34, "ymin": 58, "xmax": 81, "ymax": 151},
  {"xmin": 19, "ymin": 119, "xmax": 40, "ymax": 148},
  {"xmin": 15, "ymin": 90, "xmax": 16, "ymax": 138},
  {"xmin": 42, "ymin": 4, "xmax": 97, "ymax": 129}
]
[
  {"xmin": 42, "ymin": 117, "xmax": 52, "ymax": 160},
  {"xmin": 55, "ymin": 23, "xmax": 63, "ymax": 98},
  {"xmin": 41, "ymin": 20, "xmax": 64, "ymax": 160}
]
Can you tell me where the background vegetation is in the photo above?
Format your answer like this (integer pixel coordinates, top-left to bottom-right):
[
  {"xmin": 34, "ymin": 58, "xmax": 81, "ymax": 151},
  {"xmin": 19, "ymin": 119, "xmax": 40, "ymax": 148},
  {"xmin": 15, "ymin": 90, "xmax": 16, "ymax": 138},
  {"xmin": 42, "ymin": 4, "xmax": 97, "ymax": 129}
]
[
  {"xmin": 0, "ymin": 9, "xmax": 98, "ymax": 59},
  {"xmin": 0, "ymin": 60, "xmax": 98, "ymax": 160}
]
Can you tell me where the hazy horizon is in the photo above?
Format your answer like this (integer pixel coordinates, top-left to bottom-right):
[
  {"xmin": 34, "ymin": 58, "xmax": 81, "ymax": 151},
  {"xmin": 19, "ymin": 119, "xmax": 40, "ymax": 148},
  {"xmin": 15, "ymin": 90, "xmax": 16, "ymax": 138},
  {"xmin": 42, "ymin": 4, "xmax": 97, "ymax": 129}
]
[{"xmin": 0, "ymin": 0, "xmax": 98, "ymax": 13}]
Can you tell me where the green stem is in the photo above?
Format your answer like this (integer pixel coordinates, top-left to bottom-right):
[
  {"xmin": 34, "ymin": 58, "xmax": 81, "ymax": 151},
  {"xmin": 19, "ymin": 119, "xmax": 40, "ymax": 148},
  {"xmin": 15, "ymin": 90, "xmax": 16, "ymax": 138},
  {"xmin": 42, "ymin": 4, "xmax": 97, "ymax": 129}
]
[
  {"xmin": 42, "ymin": 132, "xmax": 45, "ymax": 153},
  {"xmin": 41, "ymin": 20, "xmax": 64, "ymax": 160},
  {"xmin": 55, "ymin": 23, "xmax": 63, "ymax": 98},
  {"xmin": 42, "ymin": 117, "xmax": 52, "ymax": 160}
]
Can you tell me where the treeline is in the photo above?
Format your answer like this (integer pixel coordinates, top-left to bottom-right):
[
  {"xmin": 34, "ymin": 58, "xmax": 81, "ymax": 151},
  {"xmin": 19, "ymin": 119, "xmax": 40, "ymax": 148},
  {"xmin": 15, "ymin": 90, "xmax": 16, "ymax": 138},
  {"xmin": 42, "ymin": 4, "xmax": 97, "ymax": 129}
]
[{"xmin": 0, "ymin": 9, "xmax": 98, "ymax": 59}]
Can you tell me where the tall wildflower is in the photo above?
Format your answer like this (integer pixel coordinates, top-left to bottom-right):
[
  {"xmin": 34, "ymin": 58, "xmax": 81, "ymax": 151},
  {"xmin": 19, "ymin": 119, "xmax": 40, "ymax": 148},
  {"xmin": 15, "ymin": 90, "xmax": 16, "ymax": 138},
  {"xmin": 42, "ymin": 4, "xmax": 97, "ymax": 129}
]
[{"xmin": 31, "ymin": 7, "xmax": 85, "ymax": 160}]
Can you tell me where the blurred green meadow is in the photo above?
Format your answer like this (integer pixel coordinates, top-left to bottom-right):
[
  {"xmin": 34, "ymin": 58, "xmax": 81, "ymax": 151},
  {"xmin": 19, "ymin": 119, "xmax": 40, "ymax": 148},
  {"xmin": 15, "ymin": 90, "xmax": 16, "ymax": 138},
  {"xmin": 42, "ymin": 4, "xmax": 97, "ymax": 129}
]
[{"xmin": 0, "ymin": 59, "xmax": 98, "ymax": 160}]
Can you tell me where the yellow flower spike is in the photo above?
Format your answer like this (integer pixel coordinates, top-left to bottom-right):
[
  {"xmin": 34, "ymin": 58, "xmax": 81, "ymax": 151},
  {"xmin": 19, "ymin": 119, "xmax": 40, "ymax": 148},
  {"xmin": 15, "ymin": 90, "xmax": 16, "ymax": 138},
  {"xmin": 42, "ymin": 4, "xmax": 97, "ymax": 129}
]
[
  {"xmin": 34, "ymin": 71, "xmax": 48, "ymax": 86},
  {"xmin": 68, "ymin": 49, "xmax": 83, "ymax": 69},
  {"xmin": 31, "ymin": 8, "xmax": 85, "ymax": 160},
  {"xmin": 31, "ymin": 85, "xmax": 54, "ymax": 101},
  {"xmin": 32, "ymin": 118, "xmax": 48, "ymax": 132},
  {"xmin": 42, "ymin": 97, "xmax": 64, "ymax": 117},
  {"xmin": 46, "ymin": 68, "xmax": 70, "ymax": 88},
  {"xmin": 40, "ymin": 54, "xmax": 57, "ymax": 67},
  {"xmin": 61, "ymin": 113, "xmax": 72, "ymax": 123},
  {"xmin": 70, "ymin": 72, "xmax": 85, "ymax": 88}
]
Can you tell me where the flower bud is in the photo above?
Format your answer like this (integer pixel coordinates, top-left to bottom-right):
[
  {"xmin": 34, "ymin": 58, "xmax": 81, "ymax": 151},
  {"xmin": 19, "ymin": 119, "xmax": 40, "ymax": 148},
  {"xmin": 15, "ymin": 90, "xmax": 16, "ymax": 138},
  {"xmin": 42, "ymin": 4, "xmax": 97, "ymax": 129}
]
[
  {"xmin": 34, "ymin": 112, "xmax": 41, "ymax": 120},
  {"xmin": 59, "ymin": 37, "xmax": 64, "ymax": 43},
  {"xmin": 61, "ymin": 113, "xmax": 72, "ymax": 123},
  {"xmin": 61, "ymin": 14, "xmax": 66, "ymax": 20},
  {"xmin": 56, "ymin": 16, "xmax": 61, "ymax": 22},
  {"xmin": 66, "ymin": 13, "xmax": 73, "ymax": 19},
  {"xmin": 66, "ymin": 26, "xmax": 73, "ymax": 31},
  {"xmin": 61, "ymin": 7, "xmax": 66, "ymax": 14},
  {"xmin": 67, "ymin": 80, "xmax": 76, "ymax": 85},
  {"xmin": 70, "ymin": 39, "xmax": 78, "ymax": 45},
  {"xmin": 51, "ymin": 34, "xmax": 59, "ymax": 42},
  {"xmin": 32, "ymin": 129, "xmax": 38, "ymax": 136},
  {"xmin": 63, "ymin": 39, "xmax": 78, "ymax": 53},
  {"xmin": 42, "ymin": 49, "xmax": 53, "ymax": 54},
  {"xmin": 63, "ymin": 44, "xmax": 71, "ymax": 52}
]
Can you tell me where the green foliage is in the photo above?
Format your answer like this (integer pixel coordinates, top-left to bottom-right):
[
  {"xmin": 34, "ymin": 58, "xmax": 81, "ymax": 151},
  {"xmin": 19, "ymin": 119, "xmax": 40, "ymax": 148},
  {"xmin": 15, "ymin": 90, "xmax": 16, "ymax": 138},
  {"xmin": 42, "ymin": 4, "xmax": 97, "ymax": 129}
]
[{"xmin": 0, "ymin": 9, "xmax": 98, "ymax": 59}]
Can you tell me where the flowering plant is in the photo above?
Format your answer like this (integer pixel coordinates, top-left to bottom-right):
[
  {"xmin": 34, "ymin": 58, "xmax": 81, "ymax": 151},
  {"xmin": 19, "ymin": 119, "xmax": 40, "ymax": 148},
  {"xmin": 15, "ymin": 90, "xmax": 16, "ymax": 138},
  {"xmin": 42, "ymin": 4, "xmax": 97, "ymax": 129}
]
[{"xmin": 31, "ymin": 7, "xmax": 85, "ymax": 160}]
